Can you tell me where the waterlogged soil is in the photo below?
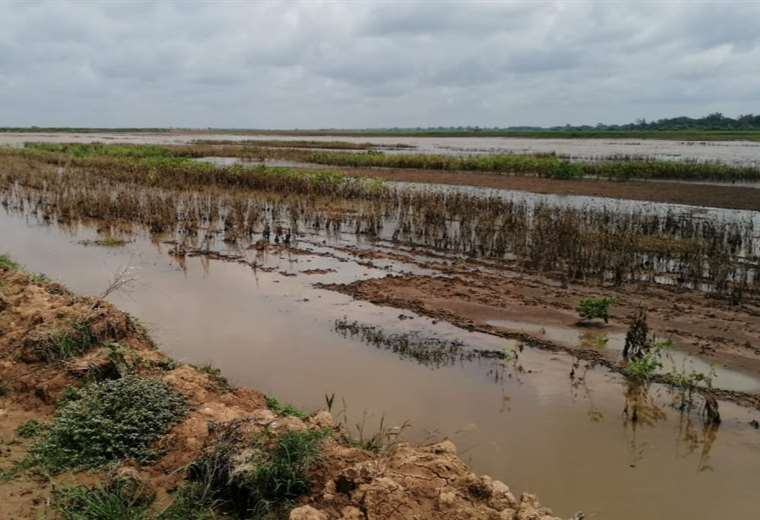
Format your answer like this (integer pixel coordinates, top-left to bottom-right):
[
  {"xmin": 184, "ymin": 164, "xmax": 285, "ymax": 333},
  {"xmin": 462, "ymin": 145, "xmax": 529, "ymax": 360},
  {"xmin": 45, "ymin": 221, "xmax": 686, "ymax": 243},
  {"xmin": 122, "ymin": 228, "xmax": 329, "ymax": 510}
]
[{"xmin": 2, "ymin": 211, "xmax": 760, "ymax": 519}]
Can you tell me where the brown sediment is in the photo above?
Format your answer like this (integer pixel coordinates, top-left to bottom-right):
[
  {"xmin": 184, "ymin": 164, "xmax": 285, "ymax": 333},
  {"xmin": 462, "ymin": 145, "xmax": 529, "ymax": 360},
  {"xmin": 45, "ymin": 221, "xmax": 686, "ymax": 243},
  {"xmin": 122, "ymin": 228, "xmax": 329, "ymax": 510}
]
[
  {"xmin": 316, "ymin": 271, "xmax": 760, "ymax": 410},
  {"xmin": 327, "ymin": 166, "xmax": 760, "ymax": 211},
  {"xmin": 0, "ymin": 266, "xmax": 561, "ymax": 519}
]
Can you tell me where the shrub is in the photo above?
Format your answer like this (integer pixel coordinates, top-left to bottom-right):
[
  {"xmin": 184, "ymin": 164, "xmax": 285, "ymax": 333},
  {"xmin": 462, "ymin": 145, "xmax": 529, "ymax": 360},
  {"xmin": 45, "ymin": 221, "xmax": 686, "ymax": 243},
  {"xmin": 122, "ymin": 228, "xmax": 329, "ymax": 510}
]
[
  {"xmin": 32, "ymin": 376, "xmax": 186, "ymax": 472},
  {"xmin": 576, "ymin": 297, "xmax": 616, "ymax": 323}
]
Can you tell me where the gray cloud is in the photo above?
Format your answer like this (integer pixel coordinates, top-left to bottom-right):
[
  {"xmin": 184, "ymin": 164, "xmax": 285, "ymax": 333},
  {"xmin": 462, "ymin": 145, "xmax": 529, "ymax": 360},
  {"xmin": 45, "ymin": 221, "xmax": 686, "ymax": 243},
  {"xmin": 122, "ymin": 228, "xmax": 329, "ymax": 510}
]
[{"xmin": 0, "ymin": 0, "xmax": 758, "ymax": 128}]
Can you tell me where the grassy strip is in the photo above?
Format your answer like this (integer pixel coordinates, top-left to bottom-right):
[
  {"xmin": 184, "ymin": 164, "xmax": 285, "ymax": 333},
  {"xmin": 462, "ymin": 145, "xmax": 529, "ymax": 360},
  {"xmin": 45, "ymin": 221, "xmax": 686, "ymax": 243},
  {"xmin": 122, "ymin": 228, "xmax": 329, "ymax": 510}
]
[
  {"xmin": 304, "ymin": 150, "xmax": 760, "ymax": 182},
  {"xmin": 22, "ymin": 141, "xmax": 760, "ymax": 181}
]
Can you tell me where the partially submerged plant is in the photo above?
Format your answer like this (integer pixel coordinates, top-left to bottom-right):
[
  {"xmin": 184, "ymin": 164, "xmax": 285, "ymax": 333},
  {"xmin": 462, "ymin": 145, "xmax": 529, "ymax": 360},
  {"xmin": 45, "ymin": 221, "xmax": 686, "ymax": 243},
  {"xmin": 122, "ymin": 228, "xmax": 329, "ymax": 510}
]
[{"xmin": 31, "ymin": 376, "xmax": 186, "ymax": 472}]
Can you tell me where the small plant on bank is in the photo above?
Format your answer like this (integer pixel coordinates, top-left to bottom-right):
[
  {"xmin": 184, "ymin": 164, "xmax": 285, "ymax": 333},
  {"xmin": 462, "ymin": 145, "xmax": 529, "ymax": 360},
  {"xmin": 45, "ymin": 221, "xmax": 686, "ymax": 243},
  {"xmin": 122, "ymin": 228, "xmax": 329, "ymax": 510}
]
[
  {"xmin": 31, "ymin": 376, "xmax": 186, "ymax": 472},
  {"xmin": 0, "ymin": 254, "xmax": 20, "ymax": 271},
  {"xmin": 265, "ymin": 395, "xmax": 306, "ymax": 418},
  {"xmin": 576, "ymin": 297, "xmax": 617, "ymax": 324}
]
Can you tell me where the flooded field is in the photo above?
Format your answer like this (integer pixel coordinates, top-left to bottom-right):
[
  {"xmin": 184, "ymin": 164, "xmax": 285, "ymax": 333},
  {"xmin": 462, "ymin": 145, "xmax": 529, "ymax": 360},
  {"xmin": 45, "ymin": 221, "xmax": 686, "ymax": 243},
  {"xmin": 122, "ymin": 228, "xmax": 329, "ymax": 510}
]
[
  {"xmin": 2, "ymin": 139, "xmax": 760, "ymax": 519},
  {"xmin": 3, "ymin": 131, "xmax": 760, "ymax": 166},
  {"xmin": 3, "ymin": 210, "xmax": 760, "ymax": 519}
]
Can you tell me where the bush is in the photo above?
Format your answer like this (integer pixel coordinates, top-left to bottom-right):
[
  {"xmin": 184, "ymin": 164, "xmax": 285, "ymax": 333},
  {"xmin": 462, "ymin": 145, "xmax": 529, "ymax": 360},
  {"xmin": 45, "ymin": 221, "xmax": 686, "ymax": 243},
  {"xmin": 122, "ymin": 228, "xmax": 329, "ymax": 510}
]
[
  {"xmin": 576, "ymin": 297, "xmax": 616, "ymax": 323},
  {"xmin": 32, "ymin": 376, "xmax": 186, "ymax": 471},
  {"xmin": 265, "ymin": 395, "xmax": 306, "ymax": 418}
]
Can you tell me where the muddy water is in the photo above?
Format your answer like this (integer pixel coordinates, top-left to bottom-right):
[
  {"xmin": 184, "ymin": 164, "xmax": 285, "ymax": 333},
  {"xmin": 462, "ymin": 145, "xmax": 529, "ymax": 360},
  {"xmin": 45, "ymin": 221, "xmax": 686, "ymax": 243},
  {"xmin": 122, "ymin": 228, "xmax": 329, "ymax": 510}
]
[
  {"xmin": 3, "ymin": 132, "xmax": 760, "ymax": 167},
  {"xmin": 3, "ymin": 211, "xmax": 760, "ymax": 519}
]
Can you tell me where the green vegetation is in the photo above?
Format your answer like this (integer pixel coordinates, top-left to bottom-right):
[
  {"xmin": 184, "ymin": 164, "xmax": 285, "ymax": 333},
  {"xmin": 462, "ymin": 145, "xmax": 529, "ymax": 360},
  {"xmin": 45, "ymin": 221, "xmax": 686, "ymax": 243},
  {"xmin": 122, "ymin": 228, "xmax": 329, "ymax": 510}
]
[
  {"xmin": 265, "ymin": 395, "xmax": 306, "ymax": 418},
  {"xmin": 576, "ymin": 297, "xmax": 616, "ymax": 323},
  {"xmin": 304, "ymin": 150, "xmax": 760, "ymax": 181},
  {"xmin": 31, "ymin": 376, "xmax": 186, "ymax": 472},
  {"xmin": 15, "ymin": 419, "xmax": 45, "ymax": 438},
  {"xmin": 54, "ymin": 479, "xmax": 154, "ymax": 520},
  {"xmin": 622, "ymin": 340, "xmax": 670, "ymax": 382},
  {"xmin": 0, "ymin": 380, "xmax": 8, "ymax": 397},
  {"xmin": 0, "ymin": 254, "xmax": 20, "ymax": 271},
  {"xmin": 188, "ymin": 428, "xmax": 328, "ymax": 518},
  {"xmin": 30, "ymin": 320, "xmax": 97, "ymax": 362}
]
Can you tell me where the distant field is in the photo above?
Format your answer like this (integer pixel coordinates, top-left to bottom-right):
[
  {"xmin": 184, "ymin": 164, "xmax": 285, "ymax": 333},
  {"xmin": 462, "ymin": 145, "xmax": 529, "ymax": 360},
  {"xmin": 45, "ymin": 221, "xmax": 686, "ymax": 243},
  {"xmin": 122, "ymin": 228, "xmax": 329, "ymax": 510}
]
[{"xmin": 3, "ymin": 127, "xmax": 760, "ymax": 141}]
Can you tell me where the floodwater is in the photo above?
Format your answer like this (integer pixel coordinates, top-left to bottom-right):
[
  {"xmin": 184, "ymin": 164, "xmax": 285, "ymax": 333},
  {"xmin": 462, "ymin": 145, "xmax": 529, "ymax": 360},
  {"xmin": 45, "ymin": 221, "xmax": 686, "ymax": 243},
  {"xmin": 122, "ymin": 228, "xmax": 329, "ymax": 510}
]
[
  {"xmin": 3, "ymin": 131, "xmax": 760, "ymax": 167},
  {"xmin": 2, "ymin": 209, "xmax": 760, "ymax": 520}
]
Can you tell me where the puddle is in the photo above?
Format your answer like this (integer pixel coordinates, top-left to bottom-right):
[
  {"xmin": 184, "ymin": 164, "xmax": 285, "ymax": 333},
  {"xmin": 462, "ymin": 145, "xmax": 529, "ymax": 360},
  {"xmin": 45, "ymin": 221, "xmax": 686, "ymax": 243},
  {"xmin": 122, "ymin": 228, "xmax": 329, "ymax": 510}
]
[{"xmin": 2, "ymin": 210, "xmax": 760, "ymax": 519}]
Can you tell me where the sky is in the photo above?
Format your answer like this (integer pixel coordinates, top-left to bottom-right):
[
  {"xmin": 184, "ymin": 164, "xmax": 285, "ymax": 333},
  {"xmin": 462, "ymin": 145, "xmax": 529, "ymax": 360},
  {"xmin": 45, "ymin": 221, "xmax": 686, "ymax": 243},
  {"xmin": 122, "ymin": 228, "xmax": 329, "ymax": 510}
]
[{"xmin": 1, "ymin": 0, "xmax": 759, "ymax": 129}]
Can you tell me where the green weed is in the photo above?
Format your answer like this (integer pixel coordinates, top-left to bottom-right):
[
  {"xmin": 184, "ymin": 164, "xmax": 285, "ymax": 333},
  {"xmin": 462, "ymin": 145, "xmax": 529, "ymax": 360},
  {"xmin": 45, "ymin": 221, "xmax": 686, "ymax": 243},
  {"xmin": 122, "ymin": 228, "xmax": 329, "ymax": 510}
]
[{"xmin": 0, "ymin": 254, "xmax": 19, "ymax": 271}]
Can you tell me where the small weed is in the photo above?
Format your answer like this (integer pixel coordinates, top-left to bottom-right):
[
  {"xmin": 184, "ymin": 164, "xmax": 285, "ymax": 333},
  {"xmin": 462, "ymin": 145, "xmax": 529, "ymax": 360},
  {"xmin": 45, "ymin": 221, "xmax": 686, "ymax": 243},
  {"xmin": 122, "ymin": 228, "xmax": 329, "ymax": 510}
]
[
  {"xmin": 16, "ymin": 419, "xmax": 45, "ymax": 438},
  {"xmin": 0, "ymin": 380, "xmax": 8, "ymax": 397},
  {"xmin": 265, "ymin": 395, "xmax": 306, "ymax": 418},
  {"xmin": 31, "ymin": 376, "xmax": 186, "ymax": 472},
  {"xmin": 577, "ymin": 297, "xmax": 616, "ymax": 323},
  {"xmin": 29, "ymin": 320, "xmax": 97, "ymax": 362},
  {"xmin": 30, "ymin": 273, "xmax": 51, "ymax": 284}
]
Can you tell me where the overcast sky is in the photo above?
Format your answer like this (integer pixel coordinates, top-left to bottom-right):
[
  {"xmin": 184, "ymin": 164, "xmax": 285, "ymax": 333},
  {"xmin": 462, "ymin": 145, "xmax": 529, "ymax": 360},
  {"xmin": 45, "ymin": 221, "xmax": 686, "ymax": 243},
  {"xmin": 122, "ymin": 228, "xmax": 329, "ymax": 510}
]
[{"xmin": 1, "ymin": 0, "xmax": 759, "ymax": 129}]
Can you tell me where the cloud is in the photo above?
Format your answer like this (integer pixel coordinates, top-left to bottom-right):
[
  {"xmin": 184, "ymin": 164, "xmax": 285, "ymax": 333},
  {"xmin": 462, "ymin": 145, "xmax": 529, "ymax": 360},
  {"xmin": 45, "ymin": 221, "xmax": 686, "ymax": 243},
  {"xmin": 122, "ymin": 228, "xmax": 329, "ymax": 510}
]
[{"xmin": 0, "ymin": 0, "xmax": 758, "ymax": 128}]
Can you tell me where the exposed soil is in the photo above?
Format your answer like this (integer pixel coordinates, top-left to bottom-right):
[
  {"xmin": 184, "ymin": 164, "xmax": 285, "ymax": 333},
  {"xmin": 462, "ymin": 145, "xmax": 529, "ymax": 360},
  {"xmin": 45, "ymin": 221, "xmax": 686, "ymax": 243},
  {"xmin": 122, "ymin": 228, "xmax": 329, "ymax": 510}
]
[
  {"xmin": 329, "ymin": 166, "xmax": 760, "ymax": 211},
  {"xmin": 0, "ymin": 265, "xmax": 562, "ymax": 519}
]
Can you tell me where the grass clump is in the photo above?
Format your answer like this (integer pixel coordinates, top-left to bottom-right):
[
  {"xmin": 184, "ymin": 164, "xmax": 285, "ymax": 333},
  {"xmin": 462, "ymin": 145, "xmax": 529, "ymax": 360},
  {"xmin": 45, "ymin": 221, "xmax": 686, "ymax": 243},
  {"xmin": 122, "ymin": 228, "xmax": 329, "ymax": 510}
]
[
  {"xmin": 188, "ymin": 427, "xmax": 328, "ymax": 518},
  {"xmin": 576, "ymin": 296, "xmax": 616, "ymax": 323},
  {"xmin": 31, "ymin": 376, "xmax": 186, "ymax": 472},
  {"xmin": 30, "ymin": 320, "xmax": 97, "ymax": 361},
  {"xmin": 54, "ymin": 477, "xmax": 154, "ymax": 520},
  {"xmin": 0, "ymin": 254, "xmax": 19, "ymax": 271},
  {"xmin": 16, "ymin": 419, "xmax": 45, "ymax": 438},
  {"xmin": 265, "ymin": 395, "xmax": 306, "ymax": 418}
]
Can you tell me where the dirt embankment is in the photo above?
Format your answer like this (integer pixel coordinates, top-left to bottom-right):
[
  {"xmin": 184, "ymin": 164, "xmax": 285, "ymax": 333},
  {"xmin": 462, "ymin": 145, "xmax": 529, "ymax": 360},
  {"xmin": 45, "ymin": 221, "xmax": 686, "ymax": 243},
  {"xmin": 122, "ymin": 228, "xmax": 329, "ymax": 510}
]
[{"xmin": 0, "ymin": 265, "xmax": 563, "ymax": 519}]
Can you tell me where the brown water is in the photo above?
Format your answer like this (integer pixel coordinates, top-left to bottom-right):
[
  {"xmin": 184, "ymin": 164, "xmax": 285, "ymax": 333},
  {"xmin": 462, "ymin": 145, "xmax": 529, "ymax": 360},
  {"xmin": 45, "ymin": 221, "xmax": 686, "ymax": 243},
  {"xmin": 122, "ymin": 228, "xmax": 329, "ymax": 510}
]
[
  {"xmin": 3, "ymin": 211, "xmax": 760, "ymax": 519},
  {"xmin": 3, "ymin": 132, "xmax": 760, "ymax": 167}
]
